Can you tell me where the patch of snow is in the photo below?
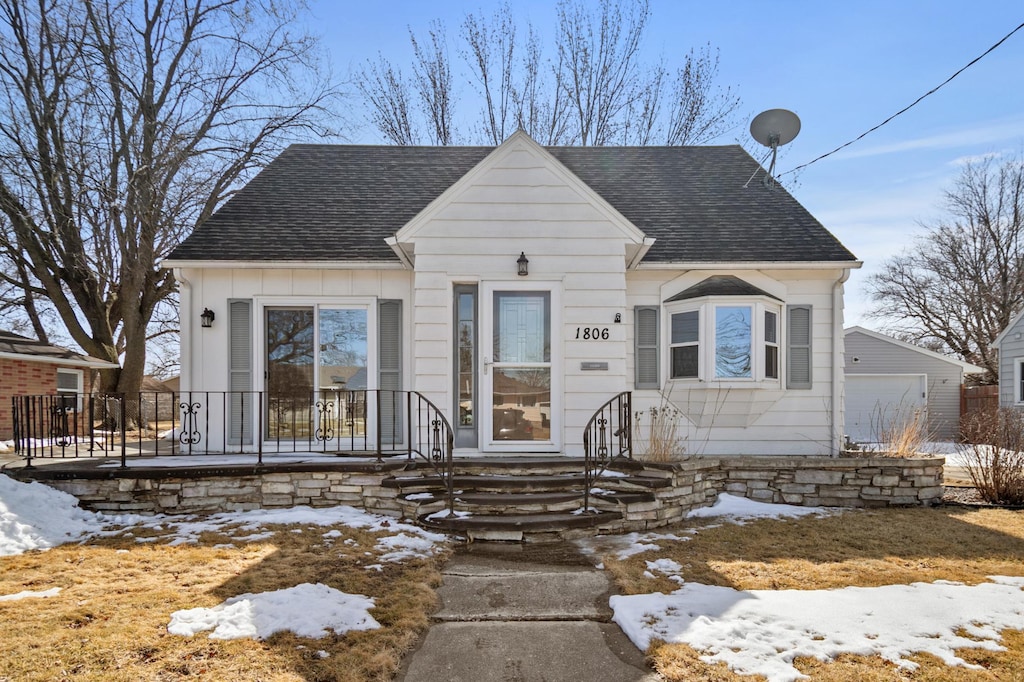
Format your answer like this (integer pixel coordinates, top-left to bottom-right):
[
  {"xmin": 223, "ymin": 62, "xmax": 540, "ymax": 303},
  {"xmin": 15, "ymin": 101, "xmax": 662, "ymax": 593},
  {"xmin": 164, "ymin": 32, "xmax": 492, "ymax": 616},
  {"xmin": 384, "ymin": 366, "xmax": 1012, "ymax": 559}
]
[
  {"xmin": 0, "ymin": 474, "xmax": 101, "ymax": 555},
  {"xmin": 168, "ymin": 582, "xmax": 379, "ymax": 640},
  {"xmin": 612, "ymin": 576, "xmax": 1024, "ymax": 682},
  {"xmin": 687, "ymin": 493, "xmax": 830, "ymax": 524},
  {"xmin": 0, "ymin": 587, "xmax": 61, "ymax": 602}
]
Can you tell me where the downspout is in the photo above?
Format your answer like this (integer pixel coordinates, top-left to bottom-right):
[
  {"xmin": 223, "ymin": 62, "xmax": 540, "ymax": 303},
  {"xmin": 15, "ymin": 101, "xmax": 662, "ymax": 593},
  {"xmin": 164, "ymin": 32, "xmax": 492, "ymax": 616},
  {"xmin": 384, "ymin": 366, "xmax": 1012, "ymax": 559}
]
[
  {"xmin": 174, "ymin": 268, "xmax": 192, "ymax": 393},
  {"xmin": 831, "ymin": 268, "xmax": 852, "ymax": 456}
]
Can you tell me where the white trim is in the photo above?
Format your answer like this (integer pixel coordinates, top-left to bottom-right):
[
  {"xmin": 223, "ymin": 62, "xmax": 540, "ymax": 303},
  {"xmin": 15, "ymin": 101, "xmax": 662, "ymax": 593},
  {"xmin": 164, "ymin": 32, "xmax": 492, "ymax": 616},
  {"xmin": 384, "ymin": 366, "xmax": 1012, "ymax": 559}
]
[
  {"xmin": 844, "ymin": 326, "xmax": 986, "ymax": 374},
  {"xmin": 56, "ymin": 367, "xmax": 85, "ymax": 411},
  {"xmin": 664, "ymin": 296, "xmax": 783, "ymax": 388},
  {"xmin": 638, "ymin": 260, "xmax": 863, "ymax": 270},
  {"xmin": 1016, "ymin": 358, "xmax": 1024, "ymax": 405},
  {"xmin": 995, "ymin": 309, "xmax": 1024, "ymax": 348},
  {"xmin": 480, "ymin": 280, "xmax": 562, "ymax": 453},
  {"xmin": 160, "ymin": 259, "xmax": 406, "ymax": 270},
  {"xmin": 392, "ymin": 130, "xmax": 648, "ymax": 246},
  {"xmin": 0, "ymin": 351, "xmax": 117, "ymax": 369}
]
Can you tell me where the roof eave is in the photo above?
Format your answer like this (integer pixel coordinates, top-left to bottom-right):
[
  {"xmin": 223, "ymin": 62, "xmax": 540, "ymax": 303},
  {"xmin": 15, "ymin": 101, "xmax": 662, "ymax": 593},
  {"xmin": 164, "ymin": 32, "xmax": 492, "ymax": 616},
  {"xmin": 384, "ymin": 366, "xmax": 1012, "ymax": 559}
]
[
  {"xmin": 636, "ymin": 260, "xmax": 863, "ymax": 270},
  {"xmin": 160, "ymin": 259, "xmax": 406, "ymax": 270},
  {"xmin": 0, "ymin": 351, "xmax": 119, "ymax": 369}
]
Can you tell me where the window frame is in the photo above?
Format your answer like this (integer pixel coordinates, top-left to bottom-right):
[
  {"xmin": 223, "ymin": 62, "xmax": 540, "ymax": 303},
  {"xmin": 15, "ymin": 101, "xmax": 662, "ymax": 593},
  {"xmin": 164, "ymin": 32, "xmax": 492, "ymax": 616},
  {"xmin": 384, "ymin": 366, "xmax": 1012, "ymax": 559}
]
[
  {"xmin": 665, "ymin": 296, "xmax": 783, "ymax": 386},
  {"xmin": 1016, "ymin": 358, "xmax": 1024, "ymax": 404},
  {"xmin": 56, "ymin": 367, "xmax": 84, "ymax": 411}
]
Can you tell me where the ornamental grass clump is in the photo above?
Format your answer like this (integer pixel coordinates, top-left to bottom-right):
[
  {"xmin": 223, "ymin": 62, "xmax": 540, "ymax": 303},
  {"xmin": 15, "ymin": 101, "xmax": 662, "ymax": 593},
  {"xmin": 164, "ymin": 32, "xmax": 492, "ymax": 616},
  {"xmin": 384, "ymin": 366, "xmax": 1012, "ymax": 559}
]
[
  {"xmin": 868, "ymin": 404, "xmax": 933, "ymax": 458},
  {"xmin": 960, "ymin": 408, "xmax": 1024, "ymax": 505},
  {"xmin": 633, "ymin": 394, "xmax": 685, "ymax": 463}
]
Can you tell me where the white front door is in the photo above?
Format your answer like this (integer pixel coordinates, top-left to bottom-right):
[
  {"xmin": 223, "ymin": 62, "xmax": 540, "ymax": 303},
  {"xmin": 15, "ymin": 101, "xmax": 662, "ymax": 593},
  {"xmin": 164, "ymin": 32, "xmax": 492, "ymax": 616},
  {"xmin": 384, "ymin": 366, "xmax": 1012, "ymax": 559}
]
[{"xmin": 480, "ymin": 282, "xmax": 560, "ymax": 452}]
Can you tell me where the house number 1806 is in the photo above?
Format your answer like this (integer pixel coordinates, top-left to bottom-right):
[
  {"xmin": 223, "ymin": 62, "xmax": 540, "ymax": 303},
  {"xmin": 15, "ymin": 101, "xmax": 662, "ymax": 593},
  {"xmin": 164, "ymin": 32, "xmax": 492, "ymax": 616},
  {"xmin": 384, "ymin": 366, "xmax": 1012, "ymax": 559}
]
[{"xmin": 575, "ymin": 327, "xmax": 610, "ymax": 340}]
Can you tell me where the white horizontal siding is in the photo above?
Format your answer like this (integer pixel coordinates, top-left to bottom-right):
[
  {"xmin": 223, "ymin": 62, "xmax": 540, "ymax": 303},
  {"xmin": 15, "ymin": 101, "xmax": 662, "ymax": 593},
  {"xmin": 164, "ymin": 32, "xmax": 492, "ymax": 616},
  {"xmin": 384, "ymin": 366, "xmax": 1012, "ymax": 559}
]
[{"xmin": 625, "ymin": 270, "xmax": 841, "ymax": 455}]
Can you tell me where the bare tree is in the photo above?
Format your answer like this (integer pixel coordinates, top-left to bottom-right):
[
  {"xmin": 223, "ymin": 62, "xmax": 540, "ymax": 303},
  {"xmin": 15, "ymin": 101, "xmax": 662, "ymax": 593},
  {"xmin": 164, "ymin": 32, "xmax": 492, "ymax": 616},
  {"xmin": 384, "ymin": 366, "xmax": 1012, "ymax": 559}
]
[
  {"xmin": 356, "ymin": 56, "xmax": 416, "ymax": 145},
  {"xmin": 410, "ymin": 21, "xmax": 456, "ymax": 146},
  {"xmin": 462, "ymin": 4, "xmax": 517, "ymax": 145},
  {"xmin": 555, "ymin": 0, "xmax": 650, "ymax": 146},
  {"xmin": 868, "ymin": 154, "xmax": 1024, "ymax": 382},
  {"xmin": 355, "ymin": 0, "xmax": 740, "ymax": 148},
  {"xmin": 0, "ymin": 0, "xmax": 340, "ymax": 397}
]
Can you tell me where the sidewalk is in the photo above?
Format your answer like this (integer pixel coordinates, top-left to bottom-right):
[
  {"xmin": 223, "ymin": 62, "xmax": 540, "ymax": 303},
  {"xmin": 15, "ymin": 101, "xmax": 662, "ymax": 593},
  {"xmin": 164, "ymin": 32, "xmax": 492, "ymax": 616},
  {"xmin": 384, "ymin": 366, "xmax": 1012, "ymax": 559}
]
[{"xmin": 397, "ymin": 543, "xmax": 661, "ymax": 682}]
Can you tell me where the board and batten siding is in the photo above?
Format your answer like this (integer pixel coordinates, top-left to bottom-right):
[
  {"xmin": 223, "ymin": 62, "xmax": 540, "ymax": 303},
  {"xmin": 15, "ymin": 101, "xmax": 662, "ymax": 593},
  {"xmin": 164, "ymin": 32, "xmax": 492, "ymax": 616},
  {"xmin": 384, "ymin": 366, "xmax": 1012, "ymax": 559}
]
[
  {"xmin": 624, "ymin": 269, "xmax": 845, "ymax": 456},
  {"xmin": 844, "ymin": 330, "xmax": 965, "ymax": 440},
  {"xmin": 407, "ymin": 145, "xmax": 630, "ymax": 454},
  {"xmin": 999, "ymin": 315, "xmax": 1024, "ymax": 406}
]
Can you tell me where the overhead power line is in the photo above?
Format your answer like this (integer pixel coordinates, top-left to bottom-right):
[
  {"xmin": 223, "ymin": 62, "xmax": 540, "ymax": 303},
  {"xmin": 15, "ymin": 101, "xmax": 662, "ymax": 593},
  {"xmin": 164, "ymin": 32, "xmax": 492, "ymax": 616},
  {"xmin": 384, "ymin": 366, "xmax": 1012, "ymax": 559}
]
[{"xmin": 782, "ymin": 20, "xmax": 1024, "ymax": 177}]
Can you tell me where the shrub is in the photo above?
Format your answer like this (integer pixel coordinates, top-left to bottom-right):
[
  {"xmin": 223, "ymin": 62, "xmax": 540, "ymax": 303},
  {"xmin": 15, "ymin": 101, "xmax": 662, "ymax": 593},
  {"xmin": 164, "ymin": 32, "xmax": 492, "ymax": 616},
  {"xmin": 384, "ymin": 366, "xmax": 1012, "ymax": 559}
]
[
  {"xmin": 960, "ymin": 408, "xmax": 1024, "ymax": 505},
  {"xmin": 633, "ymin": 393, "xmax": 685, "ymax": 462}
]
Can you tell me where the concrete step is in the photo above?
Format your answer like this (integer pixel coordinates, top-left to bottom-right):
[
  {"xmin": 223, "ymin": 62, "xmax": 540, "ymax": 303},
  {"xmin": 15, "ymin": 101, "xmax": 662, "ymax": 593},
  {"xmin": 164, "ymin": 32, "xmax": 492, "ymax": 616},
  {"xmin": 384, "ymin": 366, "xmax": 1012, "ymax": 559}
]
[{"xmin": 418, "ymin": 509, "xmax": 623, "ymax": 542}]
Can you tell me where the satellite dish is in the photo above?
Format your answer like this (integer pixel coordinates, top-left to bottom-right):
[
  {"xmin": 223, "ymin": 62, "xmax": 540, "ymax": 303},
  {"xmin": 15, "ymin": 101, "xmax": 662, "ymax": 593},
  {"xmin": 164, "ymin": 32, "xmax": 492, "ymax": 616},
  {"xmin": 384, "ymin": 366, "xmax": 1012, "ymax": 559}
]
[{"xmin": 748, "ymin": 109, "xmax": 801, "ymax": 187}]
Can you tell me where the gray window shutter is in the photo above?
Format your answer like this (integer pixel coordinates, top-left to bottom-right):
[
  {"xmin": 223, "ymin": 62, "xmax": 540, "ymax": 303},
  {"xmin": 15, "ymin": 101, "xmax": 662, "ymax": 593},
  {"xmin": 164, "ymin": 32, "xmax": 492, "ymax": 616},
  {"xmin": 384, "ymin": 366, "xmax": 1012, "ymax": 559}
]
[
  {"xmin": 378, "ymin": 299, "xmax": 403, "ymax": 444},
  {"xmin": 787, "ymin": 305, "xmax": 812, "ymax": 389},
  {"xmin": 228, "ymin": 299, "xmax": 253, "ymax": 443},
  {"xmin": 634, "ymin": 306, "xmax": 660, "ymax": 389}
]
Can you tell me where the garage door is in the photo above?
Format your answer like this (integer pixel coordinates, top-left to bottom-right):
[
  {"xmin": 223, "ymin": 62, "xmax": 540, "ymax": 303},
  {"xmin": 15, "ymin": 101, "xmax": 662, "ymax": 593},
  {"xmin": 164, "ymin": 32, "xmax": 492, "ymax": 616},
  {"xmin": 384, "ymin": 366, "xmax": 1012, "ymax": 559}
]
[{"xmin": 845, "ymin": 374, "xmax": 927, "ymax": 444}]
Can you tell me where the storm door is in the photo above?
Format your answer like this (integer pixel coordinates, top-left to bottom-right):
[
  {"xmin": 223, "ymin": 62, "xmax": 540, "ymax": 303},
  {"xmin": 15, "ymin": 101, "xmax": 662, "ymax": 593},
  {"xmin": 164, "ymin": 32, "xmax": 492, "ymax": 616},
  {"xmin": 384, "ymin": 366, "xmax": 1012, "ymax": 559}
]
[{"xmin": 481, "ymin": 284, "xmax": 559, "ymax": 451}]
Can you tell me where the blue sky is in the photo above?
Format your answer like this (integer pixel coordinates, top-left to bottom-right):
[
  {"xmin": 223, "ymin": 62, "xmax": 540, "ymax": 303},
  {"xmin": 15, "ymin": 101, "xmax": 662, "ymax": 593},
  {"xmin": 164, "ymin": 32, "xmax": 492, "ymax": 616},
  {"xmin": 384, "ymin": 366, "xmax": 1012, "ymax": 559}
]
[{"xmin": 309, "ymin": 0, "xmax": 1024, "ymax": 328}]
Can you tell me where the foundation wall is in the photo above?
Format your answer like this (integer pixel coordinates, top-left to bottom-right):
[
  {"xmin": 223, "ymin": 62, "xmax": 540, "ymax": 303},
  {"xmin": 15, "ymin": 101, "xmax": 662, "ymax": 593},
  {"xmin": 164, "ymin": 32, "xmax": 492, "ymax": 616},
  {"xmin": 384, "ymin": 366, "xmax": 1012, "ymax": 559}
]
[{"xmin": 37, "ymin": 457, "xmax": 944, "ymax": 529}]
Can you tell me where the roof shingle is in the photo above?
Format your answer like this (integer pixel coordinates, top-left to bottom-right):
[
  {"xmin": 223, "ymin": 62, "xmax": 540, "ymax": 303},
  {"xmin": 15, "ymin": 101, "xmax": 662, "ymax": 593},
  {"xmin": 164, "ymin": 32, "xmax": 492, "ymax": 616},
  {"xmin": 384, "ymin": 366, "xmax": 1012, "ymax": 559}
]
[{"xmin": 166, "ymin": 143, "xmax": 857, "ymax": 264}]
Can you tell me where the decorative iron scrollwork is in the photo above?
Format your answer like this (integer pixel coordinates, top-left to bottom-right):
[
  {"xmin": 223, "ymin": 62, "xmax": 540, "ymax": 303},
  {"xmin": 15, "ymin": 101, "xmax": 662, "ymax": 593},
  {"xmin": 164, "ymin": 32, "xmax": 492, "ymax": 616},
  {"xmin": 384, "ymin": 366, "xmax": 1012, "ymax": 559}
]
[
  {"xmin": 315, "ymin": 400, "xmax": 334, "ymax": 441},
  {"xmin": 50, "ymin": 404, "xmax": 72, "ymax": 447},
  {"xmin": 179, "ymin": 400, "xmax": 202, "ymax": 445},
  {"xmin": 597, "ymin": 415, "xmax": 609, "ymax": 460},
  {"xmin": 431, "ymin": 417, "xmax": 442, "ymax": 462}
]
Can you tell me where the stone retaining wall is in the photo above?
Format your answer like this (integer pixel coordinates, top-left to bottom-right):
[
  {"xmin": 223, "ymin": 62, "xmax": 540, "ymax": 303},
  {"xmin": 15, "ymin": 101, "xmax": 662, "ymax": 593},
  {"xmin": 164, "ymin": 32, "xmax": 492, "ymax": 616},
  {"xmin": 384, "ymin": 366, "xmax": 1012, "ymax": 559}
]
[
  {"xmin": 44, "ymin": 470, "xmax": 401, "ymax": 517},
  {"xmin": 709, "ymin": 456, "xmax": 944, "ymax": 508},
  {"xmin": 36, "ymin": 456, "xmax": 944, "ymax": 526}
]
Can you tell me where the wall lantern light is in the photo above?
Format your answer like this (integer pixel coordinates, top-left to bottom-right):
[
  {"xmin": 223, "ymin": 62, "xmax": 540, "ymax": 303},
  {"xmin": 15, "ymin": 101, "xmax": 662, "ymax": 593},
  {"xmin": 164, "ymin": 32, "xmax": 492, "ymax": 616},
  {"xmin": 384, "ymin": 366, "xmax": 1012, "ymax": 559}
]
[
  {"xmin": 200, "ymin": 308, "xmax": 216, "ymax": 328},
  {"xmin": 517, "ymin": 252, "xmax": 529, "ymax": 276}
]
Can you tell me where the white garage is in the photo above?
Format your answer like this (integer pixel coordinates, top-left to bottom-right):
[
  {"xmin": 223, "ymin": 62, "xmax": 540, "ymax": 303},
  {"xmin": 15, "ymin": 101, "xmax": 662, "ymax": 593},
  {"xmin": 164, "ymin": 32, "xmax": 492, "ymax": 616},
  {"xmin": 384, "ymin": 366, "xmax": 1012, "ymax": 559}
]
[{"xmin": 844, "ymin": 373, "xmax": 927, "ymax": 443}]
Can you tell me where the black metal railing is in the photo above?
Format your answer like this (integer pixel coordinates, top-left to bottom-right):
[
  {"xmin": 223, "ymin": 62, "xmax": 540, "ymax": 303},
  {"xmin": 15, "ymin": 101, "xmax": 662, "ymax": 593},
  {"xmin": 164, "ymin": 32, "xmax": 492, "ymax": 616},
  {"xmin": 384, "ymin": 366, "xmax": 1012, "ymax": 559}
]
[
  {"xmin": 11, "ymin": 390, "xmax": 453, "ymax": 489},
  {"xmin": 582, "ymin": 391, "xmax": 633, "ymax": 510}
]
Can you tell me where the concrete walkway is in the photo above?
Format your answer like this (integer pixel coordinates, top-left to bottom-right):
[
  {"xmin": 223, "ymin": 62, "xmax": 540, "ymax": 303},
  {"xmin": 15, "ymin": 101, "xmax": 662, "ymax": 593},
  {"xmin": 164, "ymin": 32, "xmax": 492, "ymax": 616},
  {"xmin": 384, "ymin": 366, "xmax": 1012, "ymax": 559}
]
[{"xmin": 397, "ymin": 543, "xmax": 661, "ymax": 682}]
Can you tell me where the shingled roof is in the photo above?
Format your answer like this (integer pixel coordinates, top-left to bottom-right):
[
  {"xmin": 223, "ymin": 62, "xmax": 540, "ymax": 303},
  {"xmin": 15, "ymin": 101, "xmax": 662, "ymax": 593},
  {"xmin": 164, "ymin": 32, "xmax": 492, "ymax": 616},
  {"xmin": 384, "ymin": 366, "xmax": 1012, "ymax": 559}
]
[
  {"xmin": 0, "ymin": 330, "xmax": 117, "ymax": 368},
  {"xmin": 165, "ymin": 143, "xmax": 857, "ymax": 265}
]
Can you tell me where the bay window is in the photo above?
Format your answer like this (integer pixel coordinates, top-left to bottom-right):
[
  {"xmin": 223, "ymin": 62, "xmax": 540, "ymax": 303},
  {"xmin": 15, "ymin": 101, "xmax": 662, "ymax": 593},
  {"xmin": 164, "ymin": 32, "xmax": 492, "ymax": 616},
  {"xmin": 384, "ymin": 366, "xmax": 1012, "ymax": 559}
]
[{"xmin": 667, "ymin": 300, "xmax": 782, "ymax": 384}]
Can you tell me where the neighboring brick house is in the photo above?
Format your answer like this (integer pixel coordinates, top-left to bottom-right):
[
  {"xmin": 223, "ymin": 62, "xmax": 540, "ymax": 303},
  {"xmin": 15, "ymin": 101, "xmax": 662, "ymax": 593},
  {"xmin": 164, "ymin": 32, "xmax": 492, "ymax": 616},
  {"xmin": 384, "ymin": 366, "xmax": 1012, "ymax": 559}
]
[{"xmin": 0, "ymin": 330, "xmax": 118, "ymax": 440}]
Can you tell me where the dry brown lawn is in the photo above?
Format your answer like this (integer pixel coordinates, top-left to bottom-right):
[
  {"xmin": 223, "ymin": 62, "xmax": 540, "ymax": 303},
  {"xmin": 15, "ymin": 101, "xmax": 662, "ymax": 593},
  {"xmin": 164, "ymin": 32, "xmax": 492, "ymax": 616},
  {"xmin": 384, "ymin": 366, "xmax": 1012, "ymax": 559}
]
[
  {"xmin": 0, "ymin": 522, "xmax": 450, "ymax": 681},
  {"xmin": 603, "ymin": 506, "xmax": 1024, "ymax": 682}
]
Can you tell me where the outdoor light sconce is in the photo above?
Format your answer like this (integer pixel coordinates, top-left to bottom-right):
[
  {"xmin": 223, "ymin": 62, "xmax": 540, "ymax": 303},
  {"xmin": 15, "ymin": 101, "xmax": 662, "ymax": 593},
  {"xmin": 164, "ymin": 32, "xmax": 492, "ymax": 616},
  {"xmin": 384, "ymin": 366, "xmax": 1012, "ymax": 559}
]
[
  {"xmin": 200, "ymin": 308, "xmax": 215, "ymax": 328},
  {"xmin": 517, "ymin": 252, "xmax": 529, "ymax": 276},
  {"xmin": 614, "ymin": 313, "xmax": 622, "ymax": 323}
]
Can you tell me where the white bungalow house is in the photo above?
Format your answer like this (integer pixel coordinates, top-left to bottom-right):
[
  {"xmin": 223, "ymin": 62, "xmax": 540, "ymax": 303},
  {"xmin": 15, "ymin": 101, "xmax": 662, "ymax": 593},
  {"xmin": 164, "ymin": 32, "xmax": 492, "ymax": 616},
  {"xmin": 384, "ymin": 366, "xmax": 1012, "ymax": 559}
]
[{"xmin": 162, "ymin": 131, "xmax": 860, "ymax": 458}]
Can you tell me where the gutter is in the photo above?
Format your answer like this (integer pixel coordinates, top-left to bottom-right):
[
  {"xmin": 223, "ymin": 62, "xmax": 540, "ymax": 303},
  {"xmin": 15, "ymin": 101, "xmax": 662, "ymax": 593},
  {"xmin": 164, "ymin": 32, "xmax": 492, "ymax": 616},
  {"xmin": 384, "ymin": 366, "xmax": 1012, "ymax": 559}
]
[
  {"xmin": 174, "ymin": 268, "xmax": 191, "ymax": 393},
  {"xmin": 832, "ymin": 268, "xmax": 852, "ymax": 456},
  {"xmin": 637, "ymin": 260, "xmax": 864, "ymax": 271},
  {"xmin": 384, "ymin": 237, "xmax": 414, "ymax": 269}
]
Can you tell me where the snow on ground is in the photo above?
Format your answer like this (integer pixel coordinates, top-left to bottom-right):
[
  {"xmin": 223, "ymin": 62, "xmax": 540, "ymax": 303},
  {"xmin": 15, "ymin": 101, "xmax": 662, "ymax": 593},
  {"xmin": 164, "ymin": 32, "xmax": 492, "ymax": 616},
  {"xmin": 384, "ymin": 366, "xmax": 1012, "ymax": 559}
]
[
  {"xmin": 167, "ymin": 583, "xmax": 380, "ymax": 640},
  {"xmin": 686, "ymin": 493, "xmax": 831, "ymax": 524},
  {"xmin": 0, "ymin": 474, "xmax": 105, "ymax": 555},
  {"xmin": 1, "ymin": 472, "xmax": 449, "ymax": 642},
  {"xmin": 600, "ymin": 493, "xmax": 1024, "ymax": 681},
  {"xmin": 612, "ymin": 576, "xmax": 1024, "ymax": 682},
  {"xmin": 0, "ymin": 587, "xmax": 61, "ymax": 602}
]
